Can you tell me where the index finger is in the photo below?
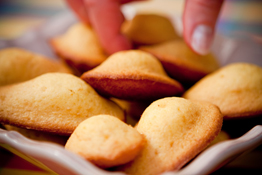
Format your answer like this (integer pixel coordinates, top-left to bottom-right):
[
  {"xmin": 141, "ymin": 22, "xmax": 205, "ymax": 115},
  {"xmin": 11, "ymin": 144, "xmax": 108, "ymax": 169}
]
[
  {"xmin": 85, "ymin": 0, "xmax": 132, "ymax": 55},
  {"xmin": 66, "ymin": 0, "xmax": 90, "ymax": 24}
]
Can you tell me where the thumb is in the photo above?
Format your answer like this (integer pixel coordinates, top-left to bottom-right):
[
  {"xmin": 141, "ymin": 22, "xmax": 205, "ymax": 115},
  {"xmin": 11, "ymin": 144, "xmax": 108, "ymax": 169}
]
[{"xmin": 183, "ymin": 0, "xmax": 224, "ymax": 55}]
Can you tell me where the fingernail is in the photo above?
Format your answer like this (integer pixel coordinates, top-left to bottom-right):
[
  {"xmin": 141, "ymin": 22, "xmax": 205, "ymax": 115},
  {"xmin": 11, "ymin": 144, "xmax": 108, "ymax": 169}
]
[{"xmin": 191, "ymin": 25, "xmax": 213, "ymax": 55}]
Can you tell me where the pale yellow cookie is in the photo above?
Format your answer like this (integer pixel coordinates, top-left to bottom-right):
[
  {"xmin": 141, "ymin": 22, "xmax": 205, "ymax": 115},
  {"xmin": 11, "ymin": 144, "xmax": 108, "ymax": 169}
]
[
  {"xmin": 65, "ymin": 114, "xmax": 145, "ymax": 168},
  {"xmin": 50, "ymin": 23, "xmax": 107, "ymax": 73},
  {"xmin": 183, "ymin": 63, "xmax": 262, "ymax": 119},
  {"xmin": 122, "ymin": 13, "xmax": 179, "ymax": 45},
  {"xmin": 0, "ymin": 48, "xmax": 73, "ymax": 86},
  {"xmin": 139, "ymin": 40, "xmax": 220, "ymax": 85},
  {"xmin": 81, "ymin": 50, "xmax": 184, "ymax": 101},
  {"xmin": 0, "ymin": 73, "xmax": 124, "ymax": 135},
  {"xmin": 118, "ymin": 97, "xmax": 223, "ymax": 175}
]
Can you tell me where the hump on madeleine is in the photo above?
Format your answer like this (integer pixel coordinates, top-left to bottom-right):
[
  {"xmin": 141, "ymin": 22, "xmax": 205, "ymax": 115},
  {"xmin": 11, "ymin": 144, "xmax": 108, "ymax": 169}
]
[
  {"xmin": 139, "ymin": 40, "xmax": 220, "ymax": 85},
  {"xmin": 81, "ymin": 50, "xmax": 184, "ymax": 101},
  {"xmin": 50, "ymin": 23, "xmax": 107, "ymax": 73},
  {"xmin": 0, "ymin": 48, "xmax": 73, "ymax": 86},
  {"xmin": 183, "ymin": 63, "xmax": 262, "ymax": 119},
  {"xmin": 119, "ymin": 97, "xmax": 223, "ymax": 175},
  {"xmin": 0, "ymin": 73, "xmax": 124, "ymax": 135}
]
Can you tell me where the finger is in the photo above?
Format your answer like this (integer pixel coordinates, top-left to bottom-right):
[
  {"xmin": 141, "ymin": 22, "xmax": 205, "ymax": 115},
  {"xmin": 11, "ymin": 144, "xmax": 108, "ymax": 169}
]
[
  {"xmin": 183, "ymin": 0, "xmax": 224, "ymax": 55},
  {"xmin": 84, "ymin": 0, "xmax": 132, "ymax": 55},
  {"xmin": 66, "ymin": 0, "xmax": 90, "ymax": 24}
]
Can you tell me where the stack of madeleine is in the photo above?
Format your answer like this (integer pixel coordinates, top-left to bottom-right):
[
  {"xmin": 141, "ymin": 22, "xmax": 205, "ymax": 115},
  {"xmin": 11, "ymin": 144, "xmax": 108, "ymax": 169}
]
[{"xmin": 1, "ymin": 13, "xmax": 261, "ymax": 175}]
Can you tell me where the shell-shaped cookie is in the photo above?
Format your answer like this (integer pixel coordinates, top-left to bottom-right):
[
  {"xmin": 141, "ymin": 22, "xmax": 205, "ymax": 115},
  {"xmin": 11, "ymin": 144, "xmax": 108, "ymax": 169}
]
[
  {"xmin": 0, "ymin": 48, "xmax": 73, "ymax": 86},
  {"xmin": 140, "ymin": 40, "xmax": 220, "ymax": 85},
  {"xmin": 118, "ymin": 97, "xmax": 223, "ymax": 175},
  {"xmin": 50, "ymin": 23, "xmax": 107, "ymax": 73},
  {"xmin": 122, "ymin": 13, "xmax": 180, "ymax": 45},
  {"xmin": 65, "ymin": 115, "xmax": 145, "ymax": 168},
  {"xmin": 0, "ymin": 73, "xmax": 124, "ymax": 135},
  {"xmin": 81, "ymin": 50, "xmax": 184, "ymax": 101},
  {"xmin": 183, "ymin": 63, "xmax": 262, "ymax": 119}
]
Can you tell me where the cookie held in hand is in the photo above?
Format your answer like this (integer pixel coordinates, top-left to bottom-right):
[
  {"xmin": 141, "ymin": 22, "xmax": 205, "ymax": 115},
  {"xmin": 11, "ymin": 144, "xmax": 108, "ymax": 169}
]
[{"xmin": 122, "ymin": 13, "xmax": 180, "ymax": 45}]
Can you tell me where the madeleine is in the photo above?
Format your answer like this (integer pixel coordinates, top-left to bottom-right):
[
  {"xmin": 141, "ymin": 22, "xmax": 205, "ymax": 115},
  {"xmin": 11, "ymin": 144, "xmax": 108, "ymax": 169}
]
[
  {"xmin": 0, "ymin": 48, "xmax": 72, "ymax": 86},
  {"xmin": 140, "ymin": 40, "xmax": 220, "ymax": 85},
  {"xmin": 65, "ymin": 115, "xmax": 144, "ymax": 168},
  {"xmin": 119, "ymin": 97, "xmax": 223, "ymax": 175},
  {"xmin": 81, "ymin": 50, "xmax": 184, "ymax": 101},
  {"xmin": 183, "ymin": 63, "xmax": 262, "ymax": 119},
  {"xmin": 122, "ymin": 13, "xmax": 179, "ymax": 45},
  {"xmin": 50, "ymin": 23, "xmax": 107, "ymax": 73},
  {"xmin": 0, "ymin": 73, "xmax": 124, "ymax": 135}
]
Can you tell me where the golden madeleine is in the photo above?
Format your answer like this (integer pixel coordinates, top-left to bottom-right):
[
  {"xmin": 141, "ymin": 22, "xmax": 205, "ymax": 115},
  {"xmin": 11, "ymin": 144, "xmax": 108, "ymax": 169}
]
[
  {"xmin": 0, "ymin": 48, "xmax": 72, "ymax": 86},
  {"xmin": 65, "ymin": 115, "xmax": 145, "ymax": 168},
  {"xmin": 0, "ymin": 73, "xmax": 124, "ymax": 135},
  {"xmin": 81, "ymin": 50, "xmax": 184, "ymax": 101},
  {"xmin": 118, "ymin": 97, "xmax": 223, "ymax": 175},
  {"xmin": 50, "ymin": 23, "xmax": 107, "ymax": 73},
  {"xmin": 140, "ymin": 40, "xmax": 220, "ymax": 85},
  {"xmin": 183, "ymin": 63, "xmax": 262, "ymax": 119},
  {"xmin": 122, "ymin": 13, "xmax": 179, "ymax": 45}
]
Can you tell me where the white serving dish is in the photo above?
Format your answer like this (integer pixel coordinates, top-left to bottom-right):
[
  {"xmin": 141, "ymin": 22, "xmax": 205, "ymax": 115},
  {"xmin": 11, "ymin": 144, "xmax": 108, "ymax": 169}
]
[{"xmin": 1, "ymin": 126, "xmax": 262, "ymax": 175}]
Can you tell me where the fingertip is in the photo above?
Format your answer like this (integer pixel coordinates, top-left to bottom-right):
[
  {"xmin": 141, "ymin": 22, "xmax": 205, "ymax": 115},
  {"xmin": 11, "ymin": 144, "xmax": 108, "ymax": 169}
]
[
  {"xmin": 66, "ymin": 0, "xmax": 90, "ymax": 24},
  {"xmin": 85, "ymin": 0, "xmax": 132, "ymax": 55},
  {"xmin": 191, "ymin": 25, "xmax": 213, "ymax": 55},
  {"xmin": 183, "ymin": 0, "xmax": 224, "ymax": 55}
]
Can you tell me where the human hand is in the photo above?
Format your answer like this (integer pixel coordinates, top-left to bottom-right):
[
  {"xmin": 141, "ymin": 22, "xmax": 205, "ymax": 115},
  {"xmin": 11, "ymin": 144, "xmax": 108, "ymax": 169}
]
[
  {"xmin": 67, "ymin": 0, "xmax": 224, "ymax": 55},
  {"xmin": 66, "ymin": 0, "xmax": 144, "ymax": 55},
  {"xmin": 183, "ymin": 0, "xmax": 224, "ymax": 55}
]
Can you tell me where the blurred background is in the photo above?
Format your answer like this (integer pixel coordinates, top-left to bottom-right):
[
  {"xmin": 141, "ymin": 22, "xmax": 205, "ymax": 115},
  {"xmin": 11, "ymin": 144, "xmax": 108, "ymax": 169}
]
[{"xmin": 0, "ymin": 0, "xmax": 261, "ymax": 41}]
